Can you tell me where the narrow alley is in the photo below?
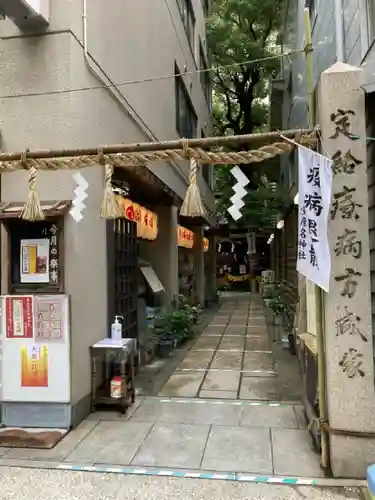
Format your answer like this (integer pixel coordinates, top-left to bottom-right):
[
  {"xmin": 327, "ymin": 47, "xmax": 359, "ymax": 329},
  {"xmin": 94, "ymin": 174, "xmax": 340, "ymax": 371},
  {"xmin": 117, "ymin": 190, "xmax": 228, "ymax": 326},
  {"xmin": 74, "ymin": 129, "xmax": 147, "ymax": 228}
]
[{"xmin": 0, "ymin": 294, "xmax": 324, "ymax": 483}]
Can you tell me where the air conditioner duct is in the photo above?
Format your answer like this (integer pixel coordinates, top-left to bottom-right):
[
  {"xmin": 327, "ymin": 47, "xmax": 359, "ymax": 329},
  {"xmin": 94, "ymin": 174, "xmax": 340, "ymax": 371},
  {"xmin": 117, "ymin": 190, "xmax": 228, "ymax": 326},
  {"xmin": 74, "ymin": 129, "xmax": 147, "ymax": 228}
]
[{"xmin": 0, "ymin": 0, "xmax": 49, "ymax": 29}]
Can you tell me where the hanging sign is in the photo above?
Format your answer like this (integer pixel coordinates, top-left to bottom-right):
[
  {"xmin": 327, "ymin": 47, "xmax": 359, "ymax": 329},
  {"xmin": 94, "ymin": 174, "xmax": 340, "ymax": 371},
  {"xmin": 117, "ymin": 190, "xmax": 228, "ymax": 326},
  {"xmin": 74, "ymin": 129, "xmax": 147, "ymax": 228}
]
[
  {"xmin": 247, "ymin": 232, "xmax": 256, "ymax": 254},
  {"xmin": 116, "ymin": 196, "xmax": 158, "ymax": 241},
  {"xmin": 177, "ymin": 225, "xmax": 194, "ymax": 249},
  {"xmin": 297, "ymin": 147, "xmax": 333, "ymax": 292}
]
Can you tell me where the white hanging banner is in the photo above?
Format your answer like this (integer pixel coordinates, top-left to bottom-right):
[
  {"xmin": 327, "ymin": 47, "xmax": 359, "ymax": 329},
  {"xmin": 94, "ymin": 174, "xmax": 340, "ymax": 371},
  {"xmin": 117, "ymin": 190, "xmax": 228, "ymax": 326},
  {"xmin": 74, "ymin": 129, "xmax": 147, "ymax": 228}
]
[
  {"xmin": 247, "ymin": 232, "xmax": 256, "ymax": 254},
  {"xmin": 297, "ymin": 147, "xmax": 333, "ymax": 292}
]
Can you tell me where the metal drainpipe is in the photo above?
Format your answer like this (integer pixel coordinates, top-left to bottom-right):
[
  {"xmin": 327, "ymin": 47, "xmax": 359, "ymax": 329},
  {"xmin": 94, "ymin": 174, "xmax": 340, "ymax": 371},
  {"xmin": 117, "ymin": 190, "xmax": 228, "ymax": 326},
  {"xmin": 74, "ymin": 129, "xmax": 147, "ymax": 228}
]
[{"xmin": 335, "ymin": 0, "xmax": 344, "ymax": 62}]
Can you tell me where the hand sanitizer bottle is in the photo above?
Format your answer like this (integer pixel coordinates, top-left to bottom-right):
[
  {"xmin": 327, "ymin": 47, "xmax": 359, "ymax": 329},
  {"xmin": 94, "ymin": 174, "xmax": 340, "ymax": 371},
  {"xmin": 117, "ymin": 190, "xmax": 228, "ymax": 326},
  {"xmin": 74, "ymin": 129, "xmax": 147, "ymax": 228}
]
[{"xmin": 111, "ymin": 316, "xmax": 123, "ymax": 341}]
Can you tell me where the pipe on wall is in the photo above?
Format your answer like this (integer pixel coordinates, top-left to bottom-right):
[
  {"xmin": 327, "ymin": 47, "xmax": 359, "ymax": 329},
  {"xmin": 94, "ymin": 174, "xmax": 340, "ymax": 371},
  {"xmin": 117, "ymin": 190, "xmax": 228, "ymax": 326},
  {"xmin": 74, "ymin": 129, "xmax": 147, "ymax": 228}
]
[{"xmin": 334, "ymin": 0, "xmax": 344, "ymax": 62}]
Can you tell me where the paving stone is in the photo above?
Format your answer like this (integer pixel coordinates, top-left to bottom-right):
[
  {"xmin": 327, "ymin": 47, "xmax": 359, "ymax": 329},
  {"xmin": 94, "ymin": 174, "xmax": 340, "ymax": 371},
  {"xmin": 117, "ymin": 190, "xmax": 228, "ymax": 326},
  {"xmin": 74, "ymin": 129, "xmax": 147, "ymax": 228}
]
[
  {"xmin": 246, "ymin": 326, "xmax": 268, "ymax": 333},
  {"xmin": 248, "ymin": 325, "xmax": 267, "ymax": 331},
  {"xmin": 179, "ymin": 350, "xmax": 214, "ymax": 370},
  {"xmin": 158, "ymin": 373, "xmax": 204, "ymax": 397},
  {"xmin": 200, "ymin": 330, "xmax": 221, "ymax": 337},
  {"xmin": 202, "ymin": 370, "xmax": 240, "ymax": 392},
  {"xmin": 212, "ymin": 315, "xmax": 230, "ymax": 322},
  {"xmin": 228, "ymin": 319, "xmax": 248, "ymax": 326},
  {"xmin": 225, "ymin": 326, "xmax": 247, "ymax": 334},
  {"xmin": 201, "ymin": 425, "xmax": 272, "ymax": 473},
  {"xmin": 240, "ymin": 377, "xmax": 279, "ymax": 401},
  {"xmin": 130, "ymin": 399, "xmax": 242, "ymax": 425},
  {"xmin": 199, "ymin": 390, "xmax": 238, "ymax": 399},
  {"xmin": 4, "ymin": 420, "xmax": 98, "ymax": 461},
  {"xmin": 219, "ymin": 336, "xmax": 245, "ymax": 349},
  {"xmin": 211, "ymin": 351, "xmax": 242, "ymax": 369},
  {"xmin": 240, "ymin": 404, "xmax": 299, "ymax": 429},
  {"xmin": 243, "ymin": 351, "xmax": 273, "ymax": 371},
  {"xmin": 193, "ymin": 336, "xmax": 221, "ymax": 349},
  {"xmin": 272, "ymin": 428, "xmax": 324, "ymax": 477},
  {"xmin": 203, "ymin": 326, "xmax": 226, "ymax": 334},
  {"xmin": 245, "ymin": 336, "xmax": 270, "ymax": 351},
  {"xmin": 132, "ymin": 422, "xmax": 209, "ymax": 469},
  {"xmin": 65, "ymin": 421, "xmax": 153, "ymax": 465}
]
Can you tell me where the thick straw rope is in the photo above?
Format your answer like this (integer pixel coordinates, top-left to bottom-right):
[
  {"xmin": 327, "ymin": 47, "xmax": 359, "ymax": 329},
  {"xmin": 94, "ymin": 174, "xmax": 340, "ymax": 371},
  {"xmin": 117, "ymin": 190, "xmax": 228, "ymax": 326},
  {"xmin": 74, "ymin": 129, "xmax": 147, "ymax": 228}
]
[
  {"xmin": 20, "ymin": 153, "xmax": 45, "ymax": 221},
  {"xmin": 0, "ymin": 141, "xmax": 295, "ymax": 172},
  {"xmin": 180, "ymin": 156, "xmax": 206, "ymax": 217},
  {"xmin": 98, "ymin": 148, "xmax": 123, "ymax": 219}
]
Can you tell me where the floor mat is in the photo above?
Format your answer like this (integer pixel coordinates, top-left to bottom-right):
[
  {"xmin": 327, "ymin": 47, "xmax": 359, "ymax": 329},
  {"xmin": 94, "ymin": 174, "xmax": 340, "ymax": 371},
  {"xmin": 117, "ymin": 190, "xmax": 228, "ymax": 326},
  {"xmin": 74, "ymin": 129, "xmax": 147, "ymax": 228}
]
[{"xmin": 0, "ymin": 427, "xmax": 67, "ymax": 449}]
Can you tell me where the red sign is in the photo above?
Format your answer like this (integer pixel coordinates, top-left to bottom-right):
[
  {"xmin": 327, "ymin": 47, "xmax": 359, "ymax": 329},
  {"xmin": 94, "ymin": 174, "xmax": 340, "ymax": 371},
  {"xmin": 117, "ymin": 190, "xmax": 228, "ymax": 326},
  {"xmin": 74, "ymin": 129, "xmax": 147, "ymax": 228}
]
[{"xmin": 5, "ymin": 296, "xmax": 34, "ymax": 339}]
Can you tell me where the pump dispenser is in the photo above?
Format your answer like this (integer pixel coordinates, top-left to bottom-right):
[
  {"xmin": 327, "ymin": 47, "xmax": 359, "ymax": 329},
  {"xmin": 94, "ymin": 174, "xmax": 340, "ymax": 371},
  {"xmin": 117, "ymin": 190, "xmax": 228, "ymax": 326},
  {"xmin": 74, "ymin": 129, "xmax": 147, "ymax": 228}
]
[{"xmin": 111, "ymin": 315, "xmax": 123, "ymax": 341}]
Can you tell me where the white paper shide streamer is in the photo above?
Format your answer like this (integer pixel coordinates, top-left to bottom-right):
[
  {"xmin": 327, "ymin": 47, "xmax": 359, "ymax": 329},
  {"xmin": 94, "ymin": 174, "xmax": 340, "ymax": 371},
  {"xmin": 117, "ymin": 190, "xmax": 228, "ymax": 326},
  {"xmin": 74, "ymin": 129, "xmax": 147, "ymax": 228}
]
[
  {"xmin": 70, "ymin": 173, "xmax": 89, "ymax": 223},
  {"xmin": 297, "ymin": 147, "xmax": 333, "ymax": 292},
  {"xmin": 227, "ymin": 166, "xmax": 250, "ymax": 221}
]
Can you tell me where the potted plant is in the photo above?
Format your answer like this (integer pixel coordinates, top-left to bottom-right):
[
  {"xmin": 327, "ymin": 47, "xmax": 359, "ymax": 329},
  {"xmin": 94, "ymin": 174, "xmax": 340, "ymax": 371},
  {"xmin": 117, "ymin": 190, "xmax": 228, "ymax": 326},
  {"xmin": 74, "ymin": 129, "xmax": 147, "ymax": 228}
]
[{"xmin": 156, "ymin": 309, "xmax": 193, "ymax": 357}]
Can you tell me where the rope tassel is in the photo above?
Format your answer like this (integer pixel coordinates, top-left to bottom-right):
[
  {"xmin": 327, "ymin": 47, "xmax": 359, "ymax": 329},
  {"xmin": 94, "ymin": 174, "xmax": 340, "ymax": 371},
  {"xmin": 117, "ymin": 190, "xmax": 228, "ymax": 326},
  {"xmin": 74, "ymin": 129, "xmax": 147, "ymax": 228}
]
[
  {"xmin": 180, "ymin": 156, "xmax": 206, "ymax": 218},
  {"xmin": 20, "ymin": 161, "xmax": 45, "ymax": 221},
  {"xmin": 100, "ymin": 164, "xmax": 123, "ymax": 219}
]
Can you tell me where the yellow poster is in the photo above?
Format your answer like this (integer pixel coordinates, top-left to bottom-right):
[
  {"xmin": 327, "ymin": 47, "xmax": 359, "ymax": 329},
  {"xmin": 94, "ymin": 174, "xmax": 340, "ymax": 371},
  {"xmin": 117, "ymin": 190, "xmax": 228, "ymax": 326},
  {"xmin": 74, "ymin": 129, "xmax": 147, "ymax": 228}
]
[{"xmin": 21, "ymin": 345, "xmax": 48, "ymax": 388}]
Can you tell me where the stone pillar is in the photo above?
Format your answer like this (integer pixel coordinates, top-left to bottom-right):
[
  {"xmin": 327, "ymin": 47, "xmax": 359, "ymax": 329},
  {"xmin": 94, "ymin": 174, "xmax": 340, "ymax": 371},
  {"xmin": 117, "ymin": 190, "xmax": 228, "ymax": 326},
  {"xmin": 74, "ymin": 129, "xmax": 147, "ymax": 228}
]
[
  {"xmin": 149, "ymin": 205, "xmax": 179, "ymax": 306},
  {"xmin": 194, "ymin": 226, "xmax": 205, "ymax": 306},
  {"xmin": 318, "ymin": 62, "xmax": 375, "ymax": 478},
  {"xmin": 205, "ymin": 232, "xmax": 217, "ymax": 302}
]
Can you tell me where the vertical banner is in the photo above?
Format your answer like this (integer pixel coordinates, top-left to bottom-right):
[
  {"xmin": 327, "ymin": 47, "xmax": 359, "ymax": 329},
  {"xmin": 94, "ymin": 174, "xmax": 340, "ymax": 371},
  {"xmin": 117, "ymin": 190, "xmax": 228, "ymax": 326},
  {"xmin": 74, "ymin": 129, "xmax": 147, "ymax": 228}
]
[
  {"xmin": 5, "ymin": 296, "xmax": 34, "ymax": 339},
  {"xmin": 246, "ymin": 232, "xmax": 256, "ymax": 254},
  {"xmin": 297, "ymin": 147, "xmax": 333, "ymax": 292}
]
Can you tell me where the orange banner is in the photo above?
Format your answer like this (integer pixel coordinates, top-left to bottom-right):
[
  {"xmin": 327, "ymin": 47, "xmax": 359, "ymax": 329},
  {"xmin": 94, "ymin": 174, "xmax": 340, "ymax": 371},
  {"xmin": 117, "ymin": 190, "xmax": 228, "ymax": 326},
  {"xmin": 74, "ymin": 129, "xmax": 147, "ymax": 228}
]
[
  {"xmin": 116, "ymin": 196, "xmax": 158, "ymax": 240},
  {"xmin": 178, "ymin": 225, "xmax": 194, "ymax": 249},
  {"xmin": 177, "ymin": 226, "xmax": 209, "ymax": 250},
  {"xmin": 21, "ymin": 345, "xmax": 48, "ymax": 388}
]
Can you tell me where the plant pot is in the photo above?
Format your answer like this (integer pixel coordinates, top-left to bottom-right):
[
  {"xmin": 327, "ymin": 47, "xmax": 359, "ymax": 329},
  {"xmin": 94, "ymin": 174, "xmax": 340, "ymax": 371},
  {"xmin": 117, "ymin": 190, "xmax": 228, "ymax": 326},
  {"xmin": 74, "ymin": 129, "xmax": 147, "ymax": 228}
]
[
  {"xmin": 156, "ymin": 339, "xmax": 174, "ymax": 358},
  {"xmin": 288, "ymin": 333, "xmax": 297, "ymax": 355}
]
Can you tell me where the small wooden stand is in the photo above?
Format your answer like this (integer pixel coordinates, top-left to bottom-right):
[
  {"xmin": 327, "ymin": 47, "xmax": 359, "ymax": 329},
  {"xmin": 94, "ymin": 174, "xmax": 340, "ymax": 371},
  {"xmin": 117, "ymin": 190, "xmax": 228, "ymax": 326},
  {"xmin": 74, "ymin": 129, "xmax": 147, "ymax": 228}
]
[{"xmin": 90, "ymin": 338, "xmax": 136, "ymax": 414}]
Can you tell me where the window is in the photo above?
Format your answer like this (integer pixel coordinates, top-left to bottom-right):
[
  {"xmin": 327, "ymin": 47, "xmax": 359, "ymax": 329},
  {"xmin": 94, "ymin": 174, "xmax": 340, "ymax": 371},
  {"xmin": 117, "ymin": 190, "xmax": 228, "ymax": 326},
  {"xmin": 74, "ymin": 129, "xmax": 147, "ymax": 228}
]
[
  {"xmin": 199, "ymin": 42, "xmax": 211, "ymax": 106},
  {"xmin": 177, "ymin": 0, "xmax": 195, "ymax": 49},
  {"xmin": 175, "ymin": 65, "xmax": 197, "ymax": 138}
]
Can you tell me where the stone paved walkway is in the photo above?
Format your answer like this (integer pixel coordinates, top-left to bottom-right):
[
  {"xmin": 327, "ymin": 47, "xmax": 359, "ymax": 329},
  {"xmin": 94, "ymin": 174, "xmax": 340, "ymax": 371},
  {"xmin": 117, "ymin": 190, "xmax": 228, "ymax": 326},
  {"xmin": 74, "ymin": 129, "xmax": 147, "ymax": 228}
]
[
  {"xmin": 0, "ymin": 293, "xmax": 325, "ymax": 480},
  {"xmin": 159, "ymin": 293, "xmax": 299, "ymax": 401}
]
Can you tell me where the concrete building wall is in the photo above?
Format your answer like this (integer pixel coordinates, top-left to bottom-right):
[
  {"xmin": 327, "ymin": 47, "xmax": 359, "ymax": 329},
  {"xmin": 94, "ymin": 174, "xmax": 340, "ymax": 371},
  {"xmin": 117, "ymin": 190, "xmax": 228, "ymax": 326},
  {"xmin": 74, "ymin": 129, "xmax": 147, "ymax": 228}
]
[
  {"xmin": 0, "ymin": 0, "xmax": 214, "ymax": 204},
  {"xmin": 0, "ymin": 0, "xmax": 214, "ymax": 414}
]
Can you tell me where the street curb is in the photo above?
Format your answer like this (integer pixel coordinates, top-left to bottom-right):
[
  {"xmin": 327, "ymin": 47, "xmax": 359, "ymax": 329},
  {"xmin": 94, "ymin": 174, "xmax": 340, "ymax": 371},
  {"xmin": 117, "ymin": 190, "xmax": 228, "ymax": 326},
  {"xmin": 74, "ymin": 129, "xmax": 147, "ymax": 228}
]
[{"xmin": 0, "ymin": 458, "xmax": 366, "ymax": 487}]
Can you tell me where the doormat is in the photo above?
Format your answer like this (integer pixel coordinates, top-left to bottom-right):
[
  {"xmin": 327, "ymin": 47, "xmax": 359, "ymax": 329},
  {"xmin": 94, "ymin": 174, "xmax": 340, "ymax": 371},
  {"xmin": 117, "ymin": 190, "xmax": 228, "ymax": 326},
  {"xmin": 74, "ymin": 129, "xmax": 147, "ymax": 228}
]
[{"xmin": 0, "ymin": 427, "xmax": 67, "ymax": 449}]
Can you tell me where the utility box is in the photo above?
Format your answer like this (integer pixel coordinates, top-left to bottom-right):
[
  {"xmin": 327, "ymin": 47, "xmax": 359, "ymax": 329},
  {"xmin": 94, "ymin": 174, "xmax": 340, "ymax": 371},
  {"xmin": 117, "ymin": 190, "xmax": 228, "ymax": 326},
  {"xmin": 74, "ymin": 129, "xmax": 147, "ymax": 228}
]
[{"xmin": 0, "ymin": 0, "xmax": 50, "ymax": 29}]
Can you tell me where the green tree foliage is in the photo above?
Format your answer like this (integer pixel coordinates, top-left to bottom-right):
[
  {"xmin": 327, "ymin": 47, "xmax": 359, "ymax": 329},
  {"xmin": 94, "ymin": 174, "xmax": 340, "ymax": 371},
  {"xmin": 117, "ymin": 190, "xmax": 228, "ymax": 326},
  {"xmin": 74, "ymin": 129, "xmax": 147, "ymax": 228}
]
[
  {"xmin": 207, "ymin": 0, "xmax": 289, "ymax": 227},
  {"xmin": 207, "ymin": 0, "xmax": 282, "ymax": 136}
]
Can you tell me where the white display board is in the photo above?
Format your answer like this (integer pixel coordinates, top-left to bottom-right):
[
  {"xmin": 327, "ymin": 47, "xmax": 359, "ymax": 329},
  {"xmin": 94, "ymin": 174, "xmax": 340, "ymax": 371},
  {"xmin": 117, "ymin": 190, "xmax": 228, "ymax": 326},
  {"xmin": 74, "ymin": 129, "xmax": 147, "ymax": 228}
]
[{"xmin": 1, "ymin": 295, "xmax": 70, "ymax": 403}]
